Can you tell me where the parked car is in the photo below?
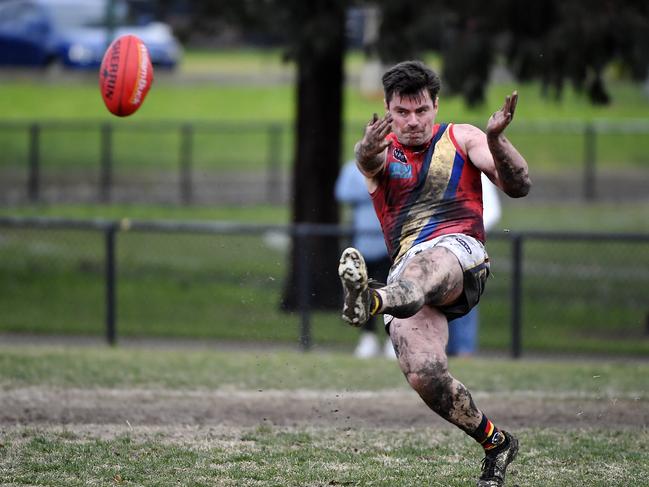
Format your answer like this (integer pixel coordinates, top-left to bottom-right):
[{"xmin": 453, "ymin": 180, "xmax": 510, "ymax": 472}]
[{"xmin": 0, "ymin": 0, "xmax": 182, "ymax": 68}]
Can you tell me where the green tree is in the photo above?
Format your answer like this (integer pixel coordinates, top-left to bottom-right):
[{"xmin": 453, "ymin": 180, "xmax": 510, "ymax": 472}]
[
  {"xmin": 187, "ymin": 0, "xmax": 346, "ymax": 310},
  {"xmin": 275, "ymin": 0, "xmax": 346, "ymax": 310},
  {"xmin": 373, "ymin": 0, "xmax": 649, "ymax": 105}
]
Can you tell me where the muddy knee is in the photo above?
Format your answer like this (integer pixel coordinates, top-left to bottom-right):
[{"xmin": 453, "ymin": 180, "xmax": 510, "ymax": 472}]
[
  {"xmin": 406, "ymin": 360, "xmax": 454, "ymax": 413},
  {"xmin": 385, "ymin": 279, "xmax": 426, "ymax": 318}
]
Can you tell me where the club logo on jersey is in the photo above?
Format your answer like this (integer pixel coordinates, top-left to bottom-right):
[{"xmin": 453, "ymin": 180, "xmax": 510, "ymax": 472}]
[
  {"xmin": 388, "ymin": 162, "xmax": 412, "ymax": 179},
  {"xmin": 393, "ymin": 148, "xmax": 407, "ymax": 163}
]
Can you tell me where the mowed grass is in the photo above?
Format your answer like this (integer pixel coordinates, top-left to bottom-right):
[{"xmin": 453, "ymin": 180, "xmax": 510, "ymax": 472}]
[
  {"xmin": 2, "ymin": 47, "xmax": 649, "ymax": 122},
  {"xmin": 3, "ymin": 79, "xmax": 648, "ymax": 121},
  {"xmin": 2, "ymin": 345, "xmax": 648, "ymax": 392},
  {"xmin": 0, "ymin": 345, "xmax": 648, "ymax": 486},
  {"xmin": 3, "ymin": 427, "xmax": 646, "ymax": 487}
]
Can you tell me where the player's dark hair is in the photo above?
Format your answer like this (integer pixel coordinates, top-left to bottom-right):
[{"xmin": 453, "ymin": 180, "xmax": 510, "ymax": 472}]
[{"xmin": 382, "ymin": 60, "xmax": 441, "ymax": 106}]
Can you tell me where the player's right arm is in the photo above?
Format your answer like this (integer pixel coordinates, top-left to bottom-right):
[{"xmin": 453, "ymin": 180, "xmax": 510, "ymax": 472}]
[{"xmin": 354, "ymin": 112, "xmax": 393, "ymax": 181}]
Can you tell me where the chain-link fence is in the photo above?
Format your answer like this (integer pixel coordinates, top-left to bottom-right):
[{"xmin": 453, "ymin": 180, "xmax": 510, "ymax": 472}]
[
  {"xmin": 2, "ymin": 120, "xmax": 649, "ymax": 205},
  {"xmin": 1, "ymin": 216, "xmax": 648, "ymax": 356}
]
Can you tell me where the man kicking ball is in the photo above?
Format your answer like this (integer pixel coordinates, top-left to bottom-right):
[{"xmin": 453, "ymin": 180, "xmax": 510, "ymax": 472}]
[{"xmin": 338, "ymin": 60, "xmax": 531, "ymax": 486}]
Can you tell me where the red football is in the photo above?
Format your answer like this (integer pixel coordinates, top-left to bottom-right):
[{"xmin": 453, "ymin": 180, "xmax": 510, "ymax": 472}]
[{"xmin": 99, "ymin": 34, "xmax": 154, "ymax": 117}]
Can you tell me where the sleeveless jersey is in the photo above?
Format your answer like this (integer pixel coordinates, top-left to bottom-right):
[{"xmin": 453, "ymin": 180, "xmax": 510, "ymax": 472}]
[{"xmin": 371, "ymin": 123, "xmax": 485, "ymax": 263}]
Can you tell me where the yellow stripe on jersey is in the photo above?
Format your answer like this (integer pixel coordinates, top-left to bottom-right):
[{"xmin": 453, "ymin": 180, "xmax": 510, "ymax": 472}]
[{"xmin": 394, "ymin": 127, "xmax": 458, "ymax": 262}]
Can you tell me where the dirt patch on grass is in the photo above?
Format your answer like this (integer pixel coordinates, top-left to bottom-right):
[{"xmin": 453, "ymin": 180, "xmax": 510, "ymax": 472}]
[{"xmin": 2, "ymin": 387, "xmax": 646, "ymax": 431}]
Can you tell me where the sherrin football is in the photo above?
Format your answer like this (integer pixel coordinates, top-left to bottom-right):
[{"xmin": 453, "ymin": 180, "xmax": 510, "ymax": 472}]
[{"xmin": 99, "ymin": 34, "xmax": 153, "ymax": 117}]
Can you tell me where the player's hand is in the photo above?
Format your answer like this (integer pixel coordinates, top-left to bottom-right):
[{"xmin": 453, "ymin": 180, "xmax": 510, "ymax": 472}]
[
  {"xmin": 486, "ymin": 91, "xmax": 518, "ymax": 137},
  {"xmin": 357, "ymin": 112, "xmax": 393, "ymax": 162}
]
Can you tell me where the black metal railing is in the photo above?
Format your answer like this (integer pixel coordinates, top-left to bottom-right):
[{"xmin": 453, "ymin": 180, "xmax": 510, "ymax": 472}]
[
  {"xmin": 1, "ymin": 216, "xmax": 647, "ymax": 357},
  {"xmin": 0, "ymin": 120, "xmax": 287, "ymax": 205},
  {"xmin": 2, "ymin": 119, "xmax": 649, "ymax": 204}
]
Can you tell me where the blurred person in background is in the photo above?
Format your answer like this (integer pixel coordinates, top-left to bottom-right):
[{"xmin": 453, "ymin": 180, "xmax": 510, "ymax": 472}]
[
  {"xmin": 446, "ymin": 174, "xmax": 501, "ymax": 357},
  {"xmin": 338, "ymin": 60, "xmax": 530, "ymax": 486}
]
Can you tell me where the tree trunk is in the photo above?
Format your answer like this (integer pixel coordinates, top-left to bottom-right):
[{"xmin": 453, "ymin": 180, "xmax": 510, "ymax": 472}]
[{"xmin": 281, "ymin": 0, "xmax": 345, "ymax": 310}]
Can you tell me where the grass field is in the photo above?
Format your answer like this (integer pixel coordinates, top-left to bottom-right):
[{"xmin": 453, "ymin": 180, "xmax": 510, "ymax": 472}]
[
  {"xmin": 3, "ymin": 78, "xmax": 649, "ymax": 122},
  {"xmin": 1, "ymin": 49, "xmax": 648, "ymax": 356},
  {"xmin": 0, "ymin": 345, "xmax": 647, "ymax": 486},
  {"xmin": 1, "ymin": 49, "xmax": 649, "ymax": 174},
  {"xmin": 3, "ymin": 48, "xmax": 649, "ymax": 122},
  {"xmin": 1, "ymin": 202, "xmax": 648, "ymax": 356},
  {"xmin": 1, "ymin": 52, "xmax": 648, "ymax": 483}
]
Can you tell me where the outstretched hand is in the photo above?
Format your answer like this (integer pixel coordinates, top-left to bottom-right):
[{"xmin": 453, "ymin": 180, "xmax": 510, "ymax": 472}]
[
  {"xmin": 357, "ymin": 112, "xmax": 393, "ymax": 162},
  {"xmin": 486, "ymin": 91, "xmax": 518, "ymax": 137}
]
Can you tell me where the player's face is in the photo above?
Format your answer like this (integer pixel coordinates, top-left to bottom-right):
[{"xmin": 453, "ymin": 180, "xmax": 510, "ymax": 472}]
[{"xmin": 386, "ymin": 89, "xmax": 438, "ymax": 148}]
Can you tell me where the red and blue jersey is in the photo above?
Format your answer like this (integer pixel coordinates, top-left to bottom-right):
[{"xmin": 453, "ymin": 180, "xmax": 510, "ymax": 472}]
[{"xmin": 371, "ymin": 123, "xmax": 485, "ymax": 263}]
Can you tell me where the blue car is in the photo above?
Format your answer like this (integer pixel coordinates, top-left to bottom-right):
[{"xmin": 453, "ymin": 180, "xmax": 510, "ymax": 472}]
[{"xmin": 0, "ymin": 0, "xmax": 182, "ymax": 68}]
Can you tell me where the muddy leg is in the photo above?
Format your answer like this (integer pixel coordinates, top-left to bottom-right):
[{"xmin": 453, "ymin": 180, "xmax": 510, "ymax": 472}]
[
  {"xmin": 389, "ymin": 305, "xmax": 483, "ymax": 433},
  {"xmin": 377, "ymin": 247, "xmax": 463, "ymax": 319}
]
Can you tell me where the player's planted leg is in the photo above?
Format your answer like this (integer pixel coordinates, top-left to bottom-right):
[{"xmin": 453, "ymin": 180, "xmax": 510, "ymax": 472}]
[
  {"xmin": 477, "ymin": 431, "xmax": 519, "ymax": 487},
  {"xmin": 391, "ymin": 307, "xmax": 518, "ymax": 487}
]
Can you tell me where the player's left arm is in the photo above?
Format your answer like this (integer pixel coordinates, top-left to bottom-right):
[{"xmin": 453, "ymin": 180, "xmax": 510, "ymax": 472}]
[{"xmin": 458, "ymin": 91, "xmax": 532, "ymax": 198}]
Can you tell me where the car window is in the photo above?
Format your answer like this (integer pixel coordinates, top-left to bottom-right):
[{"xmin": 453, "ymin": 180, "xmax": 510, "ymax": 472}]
[{"xmin": 0, "ymin": 1, "xmax": 42, "ymax": 26}]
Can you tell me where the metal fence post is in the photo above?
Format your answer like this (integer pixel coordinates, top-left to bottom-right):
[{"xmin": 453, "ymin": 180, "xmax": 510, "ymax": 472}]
[
  {"xmin": 100, "ymin": 123, "xmax": 113, "ymax": 203},
  {"xmin": 28, "ymin": 123, "xmax": 40, "ymax": 202},
  {"xmin": 296, "ymin": 225, "xmax": 312, "ymax": 351},
  {"xmin": 583, "ymin": 123, "xmax": 597, "ymax": 201},
  {"xmin": 266, "ymin": 123, "xmax": 282, "ymax": 204},
  {"xmin": 179, "ymin": 123, "xmax": 193, "ymax": 205},
  {"xmin": 511, "ymin": 234, "xmax": 523, "ymax": 358},
  {"xmin": 105, "ymin": 223, "xmax": 118, "ymax": 345}
]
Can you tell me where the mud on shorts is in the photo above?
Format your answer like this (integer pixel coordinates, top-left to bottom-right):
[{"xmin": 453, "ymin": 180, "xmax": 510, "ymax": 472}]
[{"xmin": 384, "ymin": 233, "xmax": 490, "ymax": 332}]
